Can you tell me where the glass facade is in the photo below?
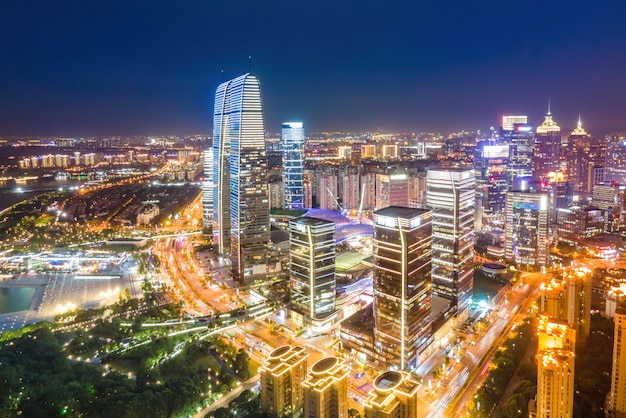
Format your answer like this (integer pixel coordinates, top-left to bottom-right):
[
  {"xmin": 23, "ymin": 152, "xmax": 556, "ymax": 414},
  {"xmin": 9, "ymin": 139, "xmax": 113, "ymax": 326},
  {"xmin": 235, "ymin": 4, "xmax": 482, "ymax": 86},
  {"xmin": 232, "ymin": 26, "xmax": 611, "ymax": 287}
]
[
  {"xmin": 201, "ymin": 149, "xmax": 213, "ymax": 231},
  {"xmin": 427, "ymin": 168, "xmax": 475, "ymax": 314},
  {"xmin": 533, "ymin": 112, "xmax": 561, "ymax": 182},
  {"xmin": 505, "ymin": 191, "xmax": 549, "ymax": 267},
  {"xmin": 212, "ymin": 73, "xmax": 270, "ymax": 283},
  {"xmin": 373, "ymin": 206, "xmax": 432, "ymax": 371},
  {"xmin": 502, "ymin": 122, "xmax": 534, "ymax": 183},
  {"xmin": 289, "ymin": 217, "xmax": 336, "ymax": 321},
  {"xmin": 283, "ymin": 122, "xmax": 305, "ymax": 210}
]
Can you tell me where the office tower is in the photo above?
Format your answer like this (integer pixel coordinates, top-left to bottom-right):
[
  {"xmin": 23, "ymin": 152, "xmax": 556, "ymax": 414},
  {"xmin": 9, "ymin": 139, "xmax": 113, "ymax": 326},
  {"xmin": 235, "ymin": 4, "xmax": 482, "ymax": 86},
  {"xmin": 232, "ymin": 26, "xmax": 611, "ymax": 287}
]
[
  {"xmin": 565, "ymin": 118, "xmax": 591, "ymax": 193},
  {"xmin": 373, "ymin": 206, "xmax": 432, "ymax": 371},
  {"xmin": 302, "ymin": 357, "xmax": 349, "ymax": 418},
  {"xmin": 212, "ymin": 73, "xmax": 270, "ymax": 283},
  {"xmin": 260, "ymin": 345, "xmax": 309, "ymax": 418},
  {"xmin": 533, "ymin": 105, "xmax": 562, "ymax": 182},
  {"xmin": 593, "ymin": 183, "xmax": 626, "ymax": 232},
  {"xmin": 556, "ymin": 206, "xmax": 604, "ymax": 246},
  {"xmin": 283, "ymin": 122, "xmax": 305, "ymax": 210},
  {"xmin": 289, "ymin": 217, "xmax": 336, "ymax": 326},
  {"xmin": 539, "ymin": 272, "xmax": 592, "ymax": 343},
  {"xmin": 363, "ymin": 371, "xmax": 421, "ymax": 418},
  {"xmin": 501, "ymin": 116, "xmax": 534, "ymax": 182},
  {"xmin": 606, "ymin": 136, "xmax": 626, "ymax": 184},
  {"xmin": 536, "ymin": 315, "xmax": 576, "ymax": 418},
  {"xmin": 474, "ymin": 142, "xmax": 510, "ymax": 224},
  {"xmin": 607, "ymin": 308, "xmax": 626, "ymax": 417},
  {"xmin": 376, "ymin": 173, "xmax": 409, "ymax": 210},
  {"xmin": 201, "ymin": 150, "xmax": 213, "ymax": 231},
  {"xmin": 504, "ymin": 191, "xmax": 550, "ymax": 268},
  {"xmin": 426, "ymin": 167, "xmax": 475, "ymax": 315},
  {"xmin": 501, "ymin": 115, "xmax": 528, "ymax": 131},
  {"xmin": 550, "ymin": 180, "xmax": 574, "ymax": 224}
]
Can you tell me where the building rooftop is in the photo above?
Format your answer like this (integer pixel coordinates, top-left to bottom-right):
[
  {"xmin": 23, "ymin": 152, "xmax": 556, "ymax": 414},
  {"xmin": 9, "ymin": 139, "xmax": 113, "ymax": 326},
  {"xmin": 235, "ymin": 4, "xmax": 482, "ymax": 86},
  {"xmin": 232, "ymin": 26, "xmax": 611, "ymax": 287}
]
[{"xmin": 374, "ymin": 206, "xmax": 430, "ymax": 219}]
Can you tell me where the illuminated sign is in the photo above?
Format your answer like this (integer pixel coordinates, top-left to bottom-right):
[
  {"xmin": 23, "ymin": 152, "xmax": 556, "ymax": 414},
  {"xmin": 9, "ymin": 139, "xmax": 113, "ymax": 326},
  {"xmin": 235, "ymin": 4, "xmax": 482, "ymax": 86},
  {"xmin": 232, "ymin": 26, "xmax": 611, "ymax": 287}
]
[
  {"xmin": 483, "ymin": 145, "xmax": 509, "ymax": 159},
  {"xmin": 515, "ymin": 125, "xmax": 533, "ymax": 133},
  {"xmin": 376, "ymin": 216, "xmax": 397, "ymax": 228}
]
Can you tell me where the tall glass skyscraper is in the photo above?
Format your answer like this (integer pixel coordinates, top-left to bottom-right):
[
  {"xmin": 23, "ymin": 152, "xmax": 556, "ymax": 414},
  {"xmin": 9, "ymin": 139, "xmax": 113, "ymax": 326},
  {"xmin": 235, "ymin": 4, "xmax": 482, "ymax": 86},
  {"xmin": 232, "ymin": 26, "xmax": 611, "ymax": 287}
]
[
  {"xmin": 533, "ymin": 106, "xmax": 561, "ymax": 182},
  {"xmin": 289, "ymin": 216, "xmax": 336, "ymax": 325},
  {"xmin": 283, "ymin": 122, "xmax": 305, "ymax": 210},
  {"xmin": 373, "ymin": 206, "xmax": 432, "ymax": 371},
  {"xmin": 213, "ymin": 73, "xmax": 270, "ymax": 283},
  {"xmin": 201, "ymin": 150, "xmax": 213, "ymax": 232},
  {"xmin": 427, "ymin": 167, "xmax": 475, "ymax": 316}
]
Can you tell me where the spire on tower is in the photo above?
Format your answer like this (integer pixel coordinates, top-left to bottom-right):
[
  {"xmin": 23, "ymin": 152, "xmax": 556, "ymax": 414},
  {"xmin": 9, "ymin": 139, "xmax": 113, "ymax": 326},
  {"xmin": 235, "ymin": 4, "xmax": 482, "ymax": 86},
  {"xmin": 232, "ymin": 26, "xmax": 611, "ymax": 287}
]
[{"xmin": 547, "ymin": 97, "xmax": 551, "ymax": 115}]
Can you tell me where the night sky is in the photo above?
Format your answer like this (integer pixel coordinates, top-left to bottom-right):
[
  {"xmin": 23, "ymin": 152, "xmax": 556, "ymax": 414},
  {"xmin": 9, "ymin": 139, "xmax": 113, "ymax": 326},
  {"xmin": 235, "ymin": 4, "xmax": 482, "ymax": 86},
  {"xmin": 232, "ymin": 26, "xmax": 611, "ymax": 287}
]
[{"xmin": 1, "ymin": 0, "xmax": 625, "ymax": 136}]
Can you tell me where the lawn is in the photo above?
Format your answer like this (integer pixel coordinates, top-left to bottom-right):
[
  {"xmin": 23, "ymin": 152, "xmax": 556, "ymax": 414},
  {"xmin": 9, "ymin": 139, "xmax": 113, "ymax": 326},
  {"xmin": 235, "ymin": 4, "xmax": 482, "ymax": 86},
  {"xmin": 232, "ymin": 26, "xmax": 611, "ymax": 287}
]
[{"xmin": 335, "ymin": 252, "xmax": 368, "ymax": 271}]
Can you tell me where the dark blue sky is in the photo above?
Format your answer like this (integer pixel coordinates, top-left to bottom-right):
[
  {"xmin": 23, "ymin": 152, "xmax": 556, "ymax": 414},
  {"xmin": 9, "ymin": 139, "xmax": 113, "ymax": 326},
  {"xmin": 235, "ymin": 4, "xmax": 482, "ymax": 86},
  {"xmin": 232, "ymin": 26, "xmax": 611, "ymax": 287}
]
[{"xmin": 1, "ymin": 0, "xmax": 625, "ymax": 136}]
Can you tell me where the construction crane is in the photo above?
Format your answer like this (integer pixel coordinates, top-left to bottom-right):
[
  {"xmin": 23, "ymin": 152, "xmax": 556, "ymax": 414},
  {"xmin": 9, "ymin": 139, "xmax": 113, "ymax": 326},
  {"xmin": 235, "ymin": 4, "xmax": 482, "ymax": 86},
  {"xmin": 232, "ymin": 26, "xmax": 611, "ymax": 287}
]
[{"xmin": 326, "ymin": 187, "xmax": 347, "ymax": 216}]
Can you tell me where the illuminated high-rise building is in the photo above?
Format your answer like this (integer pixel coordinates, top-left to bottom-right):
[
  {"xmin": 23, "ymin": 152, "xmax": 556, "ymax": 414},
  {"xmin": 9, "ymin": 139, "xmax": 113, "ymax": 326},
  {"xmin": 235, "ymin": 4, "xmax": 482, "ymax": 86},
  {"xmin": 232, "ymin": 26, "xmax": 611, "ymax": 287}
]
[
  {"xmin": 565, "ymin": 117, "xmax": 591, "ymax": 193},
  {"xmin": 536, "ymin": 315, "xmax": 576, "ymax": 418},
  {"xmin": 283, "ymin": 122, "xmax": 305, "ymax": 210},
  {"xmin": 318, "ymin": 175, "xmax": 338, "ymax": 210},
  {"xmin": 363, "ymin": 371, "xmax": 421, "ymax": 418},
  {"xmin": 501, "ymin": 116, "xmax": 534, "ymax": 182},
  {"xmin": 534, "ymin": 104, "xmax": 561, "ymax": 182},
  {"xmin": 376, "ymin": 173, "xmax": 409, "ymax": 210},
  {"xmin": 301, "ymin": 357, "xmax": 349, "ymax": 418},
  {"xmin": 426, "ymin": 167, "xmax": 475, "ymax": 316},
  {"xmin": 606, "ymin": 308, "xmax": 626, "ymax": 418},
  {"xmin": 260, "ymin": 345, "xmax": 308, "ymax": 418},
  {"xmin": 539, "ymin": 272, "xmax": 592, "ymax": 343},
  {"xmin": 474, "ymin": 142, "xmax": 510, "ymax": 221},
  {"xmin": 201, "ymin": 149, "xmax": 213, "ymax": 231},
  {"xmin": 373, "ymin": 206, "xmax": 432, "ymax": 371},
  {"xmin": 504, "ymin": 191, "xmax": 550, "ymax": 268},
  {"xmin": 289, "ymin": 217, "xmax": 336, "ymax": 327},
  {"xmin": 212, "ymin": 73, "xmax": 270, "ymax": 283}
]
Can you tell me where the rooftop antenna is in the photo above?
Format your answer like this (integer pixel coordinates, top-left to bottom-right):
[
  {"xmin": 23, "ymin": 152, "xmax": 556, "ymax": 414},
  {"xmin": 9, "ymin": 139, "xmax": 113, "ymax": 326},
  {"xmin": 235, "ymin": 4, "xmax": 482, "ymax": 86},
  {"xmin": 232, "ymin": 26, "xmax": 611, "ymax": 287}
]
[{"xmin": 547, "ymin": 97, "xmax": 551, "ymax": 115}]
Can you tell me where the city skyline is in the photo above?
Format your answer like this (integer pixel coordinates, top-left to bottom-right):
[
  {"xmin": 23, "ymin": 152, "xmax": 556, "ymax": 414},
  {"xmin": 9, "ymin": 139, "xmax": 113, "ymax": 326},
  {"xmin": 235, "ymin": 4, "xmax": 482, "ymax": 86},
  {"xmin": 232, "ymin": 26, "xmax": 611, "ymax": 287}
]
[{"xmin": 1, "ymin": 1, "xmax": 625, "ymax": 136}]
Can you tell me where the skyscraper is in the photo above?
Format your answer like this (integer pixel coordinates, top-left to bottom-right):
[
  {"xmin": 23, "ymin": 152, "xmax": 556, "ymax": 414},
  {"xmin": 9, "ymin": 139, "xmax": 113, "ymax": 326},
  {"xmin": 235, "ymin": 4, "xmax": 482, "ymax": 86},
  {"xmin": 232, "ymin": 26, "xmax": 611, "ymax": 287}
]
[
  {"xmin": 289, "ymin": 217, "xmax": 336, "ymax": 327},
  {"xmin": 260, "ymin": 345, "xmax": 308, "ymax": 418},
  {"xmin": 201, "ymin": 149, "xmax": 213, "ymax": 232},
  {"xmin": 504, "ymin": 191, "xmax": 550, "ymax": 268},
  {"xmin": 606, "ymin": 308, "xmax": 626, "ymax": 418},
  {"xmin": 212, "ymin": 73, "xmax": 270, "ymax": 283},
  {"xmin": 564, "ymin": 118, "xmax": 591, "ymax": 193},
  {"xmin": 427, "ymin": 167, "xmax": 475, "ymax": 316},
  {"xmin": 534, "ymin": 105, "xmax": 561, "ymax": 182},
  {"xmin": 283, "ymin": 122, "xmax": 305, "ymax": 210},
  {"xmin": 373, "ymin": 206, "xmax": 432, "ymax": 371},
  {"xmin": 501, "ymin": 116, "xmax": 534, "ymax": 182},
  {"xmin": 536, "ymin": 315, "xmax": 576, "ymax": 418}
]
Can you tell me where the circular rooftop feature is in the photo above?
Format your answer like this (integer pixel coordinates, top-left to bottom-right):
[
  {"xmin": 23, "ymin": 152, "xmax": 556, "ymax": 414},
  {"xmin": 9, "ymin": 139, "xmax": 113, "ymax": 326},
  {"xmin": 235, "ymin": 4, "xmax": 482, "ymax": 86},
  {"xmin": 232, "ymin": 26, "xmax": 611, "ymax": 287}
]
[
  {"xmin": 311, "ymin": 357, "xmax": 338, "ymax": 374},
  {"xmin": 374, "ymin": 371, "xmax": 403, "ymax": 391},
  {"xmin": 482, "ymin": 263, "xmax": 506, "ymax": 275},
  {"xmin": 269, "ymin": 345, "xmax": 291, "ymax": 359}
]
